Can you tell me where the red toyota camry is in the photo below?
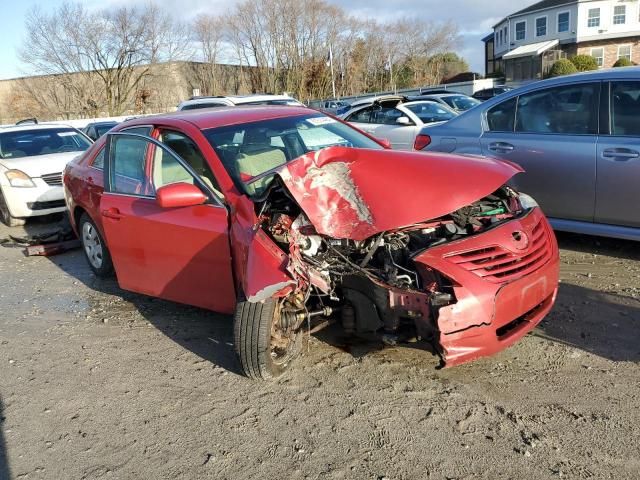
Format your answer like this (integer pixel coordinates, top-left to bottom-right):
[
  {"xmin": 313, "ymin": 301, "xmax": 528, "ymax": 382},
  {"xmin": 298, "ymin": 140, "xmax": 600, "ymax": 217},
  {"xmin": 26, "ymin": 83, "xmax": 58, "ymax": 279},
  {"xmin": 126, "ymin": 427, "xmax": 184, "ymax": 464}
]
[{"xmin": 63, "ymin": 106, "xmax": 559, "ymax": 380}]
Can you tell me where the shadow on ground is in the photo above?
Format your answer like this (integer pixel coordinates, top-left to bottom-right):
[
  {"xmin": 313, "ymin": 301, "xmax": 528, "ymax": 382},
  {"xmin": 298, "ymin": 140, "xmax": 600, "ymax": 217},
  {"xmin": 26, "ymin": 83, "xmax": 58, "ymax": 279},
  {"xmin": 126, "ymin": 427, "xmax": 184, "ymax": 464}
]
[
  {"xmin": 555, "ymin": 231, "xmax": 640, "ymax": 261},
  {"xmin": 4, "ymin": 216, "xmax": 640, "ymax": 376},
  {"xmin": 536, "ymin": 282, "xmax": 640, "ymax": 362},
  {"xmin": 0, "ymin": 396, "xmax": 10, "ymax": 480}
]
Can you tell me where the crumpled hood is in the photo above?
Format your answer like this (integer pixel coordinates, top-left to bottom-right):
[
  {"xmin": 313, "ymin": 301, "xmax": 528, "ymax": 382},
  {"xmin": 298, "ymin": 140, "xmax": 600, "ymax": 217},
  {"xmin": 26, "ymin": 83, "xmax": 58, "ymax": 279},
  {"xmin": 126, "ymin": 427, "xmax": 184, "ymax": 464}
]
[
  {"xmin": 277, "ymin": 146, "xmax": 523, "ymax": 241},
  {"xmin": 0, "ymin": 151, "xmax": 81, "ymax": 178}
]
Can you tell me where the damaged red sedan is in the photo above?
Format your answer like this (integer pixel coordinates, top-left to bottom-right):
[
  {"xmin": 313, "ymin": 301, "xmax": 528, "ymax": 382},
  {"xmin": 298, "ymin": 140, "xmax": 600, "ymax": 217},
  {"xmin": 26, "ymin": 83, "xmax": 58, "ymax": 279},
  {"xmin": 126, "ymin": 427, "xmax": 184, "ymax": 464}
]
[{"xmin": 63, "ymin": 106, "xmax": 559, "ymax": 380}]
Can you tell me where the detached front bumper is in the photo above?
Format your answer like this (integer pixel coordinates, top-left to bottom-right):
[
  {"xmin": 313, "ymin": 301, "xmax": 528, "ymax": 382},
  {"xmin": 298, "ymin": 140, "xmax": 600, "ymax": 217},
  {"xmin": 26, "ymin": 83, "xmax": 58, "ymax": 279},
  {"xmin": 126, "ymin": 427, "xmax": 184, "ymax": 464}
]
[
  {"xmin": 415, "ymin": 207, "xmax": 560, "ymax": 367},
  {"xmin": 1, "ymin": 179, "xmax": 66, "ymax": 218}
]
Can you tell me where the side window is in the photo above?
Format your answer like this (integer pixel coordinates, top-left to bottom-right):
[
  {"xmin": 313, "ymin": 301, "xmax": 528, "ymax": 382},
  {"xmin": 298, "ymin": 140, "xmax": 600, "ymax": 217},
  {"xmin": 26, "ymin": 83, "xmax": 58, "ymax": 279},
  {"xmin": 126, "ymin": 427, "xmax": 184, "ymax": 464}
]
[
  {"xmin": 91, "ymin": 147, "xmax": 105, "ymax": 169},
  {"xmin": 152, "ymin": 145, "xmax": 196, "ymax": 191},
  {"xmin": 516, "ymin": 83, "xmax": 598, "ymax": 134},
  {"xmin": 611, "ymin": 81, "xmax": 640, "ymax": 136},
  {"xmin": 109, "ymin": 136, "xmax": 150, "ymax": 196},
  {"xmin": 487, "ymin": 97, "xmax": 517, "ymax": 132},
  {"xmin": 347, "ymin": 107, "xmax": 372, "ymax": 123},
  {"xmin": 371, "ymin": 107, "xmax": 406, "ymax": 125},
  {"xmin": 158, "ymin": 130, "xmax": 223, "ymax": 196}
]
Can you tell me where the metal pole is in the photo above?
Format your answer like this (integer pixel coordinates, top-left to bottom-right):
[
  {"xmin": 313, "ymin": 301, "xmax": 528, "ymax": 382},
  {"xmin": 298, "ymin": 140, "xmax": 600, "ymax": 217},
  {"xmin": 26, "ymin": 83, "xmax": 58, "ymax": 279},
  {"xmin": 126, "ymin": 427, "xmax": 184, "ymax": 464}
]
[{"xmin": 329, "ymin": 45, "xmax": 336, "ymax": 99}]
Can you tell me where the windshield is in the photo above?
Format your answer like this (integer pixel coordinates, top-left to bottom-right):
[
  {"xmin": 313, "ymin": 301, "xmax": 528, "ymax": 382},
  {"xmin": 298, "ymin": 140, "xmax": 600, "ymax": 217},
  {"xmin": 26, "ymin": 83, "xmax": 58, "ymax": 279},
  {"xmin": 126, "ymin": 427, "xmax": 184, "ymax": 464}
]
[
  {"xmin": 203, "ymin": 113, "xmax": 383, "ymax": 196},
  {"xmin": 441, "ymin": 95, "xmax": 481, "ymax": 111},
  {"xmin": 0, "ymin": 128, "xmax": 91, "ymax": 159},
  {"xmin": 95, "ymin": 124, "xmax": 117, "ymax": 137},
  {"xmin": 404, "ymin": 102, "xmax": 457, "ymax": 123}
]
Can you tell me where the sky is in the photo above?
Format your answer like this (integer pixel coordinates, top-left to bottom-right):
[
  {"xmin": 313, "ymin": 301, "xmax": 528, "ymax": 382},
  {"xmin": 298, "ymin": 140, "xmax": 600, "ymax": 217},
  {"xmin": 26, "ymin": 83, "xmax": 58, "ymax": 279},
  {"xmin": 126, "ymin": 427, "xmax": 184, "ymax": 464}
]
[{"xmin": 0, "ymin": 0, "xmax": 534, "ymax": 80}]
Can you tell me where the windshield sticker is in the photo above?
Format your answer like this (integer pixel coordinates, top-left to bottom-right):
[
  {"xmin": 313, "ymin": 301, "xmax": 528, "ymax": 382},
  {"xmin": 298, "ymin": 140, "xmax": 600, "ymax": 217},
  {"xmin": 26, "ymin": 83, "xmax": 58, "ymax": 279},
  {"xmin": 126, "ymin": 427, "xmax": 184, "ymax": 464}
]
[
  {"xmin": 306, "ymin": 117, "xmax": 337, "ymax": 127},
  {"xmin": 57, "ymin": 132, "xmax": 76, "ymax": 137}
]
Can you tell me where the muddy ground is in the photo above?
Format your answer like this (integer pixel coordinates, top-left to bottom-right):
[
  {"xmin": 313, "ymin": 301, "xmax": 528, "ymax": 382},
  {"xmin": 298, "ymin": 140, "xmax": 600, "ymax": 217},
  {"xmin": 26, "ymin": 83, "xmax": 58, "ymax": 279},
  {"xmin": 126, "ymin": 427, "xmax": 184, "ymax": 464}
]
[{"xmin": 0, "ymin": 216, "xmax": 638, "ymax": 480}]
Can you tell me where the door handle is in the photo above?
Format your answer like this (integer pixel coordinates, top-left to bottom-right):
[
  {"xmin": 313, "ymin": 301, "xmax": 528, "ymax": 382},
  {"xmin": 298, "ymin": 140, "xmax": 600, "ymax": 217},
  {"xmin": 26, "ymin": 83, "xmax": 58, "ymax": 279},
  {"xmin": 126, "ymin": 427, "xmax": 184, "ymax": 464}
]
[
  {"xmin": 101, "ymin": 207, "xmax": 124, "ymax": 220},
  {"xmin": 602, "ymin": 148, "xmax": 639, "ymax": 161},
  {"xmin": 488, "ymin": 142, "xmax": 514, "ymax": 153}
]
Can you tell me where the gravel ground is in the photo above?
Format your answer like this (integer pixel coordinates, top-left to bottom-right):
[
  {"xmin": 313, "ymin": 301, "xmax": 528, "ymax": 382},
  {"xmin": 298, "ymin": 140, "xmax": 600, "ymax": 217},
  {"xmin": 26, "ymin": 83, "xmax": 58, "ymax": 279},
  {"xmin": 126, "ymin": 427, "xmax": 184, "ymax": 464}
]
[{"xmin": 0, "ymin": 216, "xmax": 639, "ymax": 480}]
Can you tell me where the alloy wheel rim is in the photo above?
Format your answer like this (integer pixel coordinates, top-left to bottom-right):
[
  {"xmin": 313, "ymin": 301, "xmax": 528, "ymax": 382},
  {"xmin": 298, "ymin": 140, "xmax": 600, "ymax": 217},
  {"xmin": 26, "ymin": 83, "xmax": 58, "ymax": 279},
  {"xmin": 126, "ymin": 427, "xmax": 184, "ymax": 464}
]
[{"xmin": 82, "ymin": 222, "xmax": 103, "ymax": 269}]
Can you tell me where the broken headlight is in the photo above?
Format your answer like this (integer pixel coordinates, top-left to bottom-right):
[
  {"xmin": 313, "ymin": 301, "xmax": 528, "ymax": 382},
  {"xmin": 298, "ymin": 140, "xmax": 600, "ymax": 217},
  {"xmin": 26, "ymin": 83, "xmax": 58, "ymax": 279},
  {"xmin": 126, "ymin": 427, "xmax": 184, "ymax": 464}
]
[{"xmin": 518, "ymin": 192, "xmax": 539, "ymax": 210}]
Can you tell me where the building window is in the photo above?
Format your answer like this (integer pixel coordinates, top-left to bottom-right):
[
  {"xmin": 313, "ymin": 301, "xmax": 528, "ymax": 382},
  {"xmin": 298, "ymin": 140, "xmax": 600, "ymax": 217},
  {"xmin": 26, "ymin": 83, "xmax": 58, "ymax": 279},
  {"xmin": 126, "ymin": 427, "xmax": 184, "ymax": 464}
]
[
  {"xmin": 500, "ymin": 29, "xmax": 504, "ymax": 45},
  {"xmin": 558, "ymin": 12, "xmax": 570, "ymax": 32},
  {"xmin": 504, "ymin": 26, "xmax": 508, "ymax": 44},
  {"xmin": 613, "ymin": 5, "xmax": 626, "ymax": 25},
  {"xmin": 618, "ymin": 45, "xmax": 632, "ymax": 61},
  {"xmin": 536, "ymin": 16, "xmax": 547, "ymax": 37},
  {"xmin": 588, "ymin": 8, "xmax": 600, "ymax": 27},
  {"xmin": 591, "ymin": 47, "xmax": 604, "ymax": 67},
  {"xmin": 515, "ymin": 21, "xmax": 526, "ymax": 40}
]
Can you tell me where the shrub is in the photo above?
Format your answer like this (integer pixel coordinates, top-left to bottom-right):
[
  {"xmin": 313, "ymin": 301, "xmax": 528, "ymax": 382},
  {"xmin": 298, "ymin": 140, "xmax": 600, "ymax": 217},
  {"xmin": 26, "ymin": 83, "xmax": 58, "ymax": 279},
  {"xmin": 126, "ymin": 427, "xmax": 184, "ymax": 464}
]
[
  {"xmin": 548, "ymin": 58, "xmax": 578, "ymax": 77},
  {"xmin": 570, "ymin": 54, "xmax": 599, "ymax": 72},
  {"xmin": 613, "ymin": 57, "xmax": 634, "ymax": 67}
]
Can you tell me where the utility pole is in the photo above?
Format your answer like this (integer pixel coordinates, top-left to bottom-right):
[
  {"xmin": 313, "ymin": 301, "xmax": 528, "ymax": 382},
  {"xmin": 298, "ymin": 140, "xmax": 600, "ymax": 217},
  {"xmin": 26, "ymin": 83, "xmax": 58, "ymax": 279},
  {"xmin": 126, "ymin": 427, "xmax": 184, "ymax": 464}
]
[{"xmin": 328, "ymin": 45, "xmax": 336, "ymax": 99}]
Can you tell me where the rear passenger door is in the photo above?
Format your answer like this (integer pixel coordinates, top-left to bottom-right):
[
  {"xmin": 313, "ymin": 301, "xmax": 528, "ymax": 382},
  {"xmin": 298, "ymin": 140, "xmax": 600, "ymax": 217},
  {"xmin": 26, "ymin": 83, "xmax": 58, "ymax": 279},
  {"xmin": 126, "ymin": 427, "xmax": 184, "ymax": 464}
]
[
  {"xmin": 595, "ymin": 81, "xmax": 640, "ymax": 228},
  {"xmin": 480, "ymin": 83, "xmax": 600, "ymax": 222}
]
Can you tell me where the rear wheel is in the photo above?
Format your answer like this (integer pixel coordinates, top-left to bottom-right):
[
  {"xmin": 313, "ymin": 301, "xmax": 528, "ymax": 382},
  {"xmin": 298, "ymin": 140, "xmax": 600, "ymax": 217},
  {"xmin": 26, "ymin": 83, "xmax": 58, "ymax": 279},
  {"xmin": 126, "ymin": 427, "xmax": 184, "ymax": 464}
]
[
  {"xmin": 0, "ymin": 189, "xmax": 26, "ymax": 227},
  {"xmin": 78, "ymin": 213, "xmax": 113, "ymax": 277},
  {"xmin": 234, "ymin": 298, "xmax": 303, "ymax": 380}
]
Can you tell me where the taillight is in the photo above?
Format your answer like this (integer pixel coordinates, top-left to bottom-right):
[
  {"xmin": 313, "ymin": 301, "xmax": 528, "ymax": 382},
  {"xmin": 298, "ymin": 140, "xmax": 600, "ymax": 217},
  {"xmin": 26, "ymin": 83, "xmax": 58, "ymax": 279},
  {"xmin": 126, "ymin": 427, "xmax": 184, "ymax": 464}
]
[{"xmin": 414, "ymin": 134, "xmax": 431, "ymax": 150}]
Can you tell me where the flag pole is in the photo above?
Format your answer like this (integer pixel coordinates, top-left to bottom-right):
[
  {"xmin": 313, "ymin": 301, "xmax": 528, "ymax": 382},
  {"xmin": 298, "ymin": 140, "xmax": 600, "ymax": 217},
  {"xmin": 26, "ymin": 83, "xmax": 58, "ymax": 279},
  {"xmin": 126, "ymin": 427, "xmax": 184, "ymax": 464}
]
[{"xmin": 329, "ymin": 45, "xmax": 336, "ymax": 99}]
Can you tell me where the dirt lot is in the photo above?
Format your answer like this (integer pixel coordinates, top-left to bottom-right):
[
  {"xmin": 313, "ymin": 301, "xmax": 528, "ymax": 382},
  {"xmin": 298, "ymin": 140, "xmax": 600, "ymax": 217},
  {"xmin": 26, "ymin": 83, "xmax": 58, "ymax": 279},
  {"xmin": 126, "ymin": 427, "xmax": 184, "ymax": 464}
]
[{"xmin": 0, "ymin": 216, "xmax": 639, "ymax": 480}]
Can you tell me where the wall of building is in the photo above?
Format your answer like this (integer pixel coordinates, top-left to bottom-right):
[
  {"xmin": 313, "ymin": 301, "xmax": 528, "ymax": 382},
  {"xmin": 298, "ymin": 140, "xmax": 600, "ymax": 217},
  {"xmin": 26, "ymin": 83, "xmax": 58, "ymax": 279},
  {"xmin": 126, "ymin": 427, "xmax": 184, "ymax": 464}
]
[
  {"xmin": 566, "ymin": 35, "xmax": 640, "ymax": 66},
  {"xmin": 494, "ymin": 3, "xmax": 579, "ymax": 57},
  {"xmin": 577, "ymin": 0, "xmax": 640, "ymax": 42}
]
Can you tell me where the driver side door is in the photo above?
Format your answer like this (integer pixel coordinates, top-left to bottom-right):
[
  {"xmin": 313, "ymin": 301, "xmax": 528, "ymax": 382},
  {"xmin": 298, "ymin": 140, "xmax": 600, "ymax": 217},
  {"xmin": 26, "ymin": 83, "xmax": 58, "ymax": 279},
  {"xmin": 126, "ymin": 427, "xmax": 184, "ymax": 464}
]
[{"xmin": 100, "ymin": 132, "xmax": 236, "ymax": 313}]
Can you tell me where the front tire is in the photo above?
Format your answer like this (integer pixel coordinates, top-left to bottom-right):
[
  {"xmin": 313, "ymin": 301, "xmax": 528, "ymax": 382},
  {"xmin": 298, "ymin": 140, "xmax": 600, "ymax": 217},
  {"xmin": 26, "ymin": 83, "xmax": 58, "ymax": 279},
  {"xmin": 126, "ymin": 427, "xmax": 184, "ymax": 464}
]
[
  {"xmin": 78, "ymin": 213, "xmax": 113, "ymax": 277},
  {"xmin": 234, "ymin": 298, "xmax": 303, "ymax": 380},
  {"xmin": 0, "ymin": 189, "xmax": 26, "ymax": 227}
]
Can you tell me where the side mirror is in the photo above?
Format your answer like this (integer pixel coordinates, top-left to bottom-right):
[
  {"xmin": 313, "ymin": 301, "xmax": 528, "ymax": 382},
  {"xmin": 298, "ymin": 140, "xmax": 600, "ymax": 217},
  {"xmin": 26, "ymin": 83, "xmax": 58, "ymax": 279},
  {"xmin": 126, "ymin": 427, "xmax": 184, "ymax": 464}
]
[
  {"xmin": 156, "ymin": 182, "xmax": 207, "ymax": 208},
  {"xmin": 396, "ymin": 116, "xmax": 412, "ymax": 126},
  {"xmin": 378, "ymin": 138, "xmax": 392, "ymax": 149}
]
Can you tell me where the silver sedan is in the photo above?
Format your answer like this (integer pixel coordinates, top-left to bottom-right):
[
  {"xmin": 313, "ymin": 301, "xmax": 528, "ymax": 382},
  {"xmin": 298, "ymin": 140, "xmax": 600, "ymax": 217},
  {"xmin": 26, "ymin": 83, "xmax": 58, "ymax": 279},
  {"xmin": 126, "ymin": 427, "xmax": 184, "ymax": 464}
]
[
  {"xmin": 416, "ymin": 67, "xmax": 640, "ymax": 241},
  {"xmin": 340, "ymin": 97, "xmax": 457, "ymax": 150}
]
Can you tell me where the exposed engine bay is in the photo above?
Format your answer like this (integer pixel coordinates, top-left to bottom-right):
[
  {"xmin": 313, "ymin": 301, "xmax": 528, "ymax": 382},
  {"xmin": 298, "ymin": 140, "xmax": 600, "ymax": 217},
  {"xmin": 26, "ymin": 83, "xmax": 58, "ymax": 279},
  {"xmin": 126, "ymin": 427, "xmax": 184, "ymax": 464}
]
[{"xmin": 255, "ymin": 179, "xmax": 526, "ymax": 352}]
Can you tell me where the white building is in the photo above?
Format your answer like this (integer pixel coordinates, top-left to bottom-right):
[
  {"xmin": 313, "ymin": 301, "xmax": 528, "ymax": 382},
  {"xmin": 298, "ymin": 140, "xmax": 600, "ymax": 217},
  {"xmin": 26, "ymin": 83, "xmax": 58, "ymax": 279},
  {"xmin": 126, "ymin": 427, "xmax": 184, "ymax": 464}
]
[{"xmin": 484, "ymin": 0, "xmax": 640, "ymax": 81}]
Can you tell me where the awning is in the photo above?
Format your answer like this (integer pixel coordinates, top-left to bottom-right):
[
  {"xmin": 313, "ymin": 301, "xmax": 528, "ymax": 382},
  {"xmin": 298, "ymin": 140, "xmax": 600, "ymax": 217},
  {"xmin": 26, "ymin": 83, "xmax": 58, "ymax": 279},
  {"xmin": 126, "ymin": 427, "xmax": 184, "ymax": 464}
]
[{"xmin": 502, "ymin": 40, "xmax": 560, "ymax": 60}]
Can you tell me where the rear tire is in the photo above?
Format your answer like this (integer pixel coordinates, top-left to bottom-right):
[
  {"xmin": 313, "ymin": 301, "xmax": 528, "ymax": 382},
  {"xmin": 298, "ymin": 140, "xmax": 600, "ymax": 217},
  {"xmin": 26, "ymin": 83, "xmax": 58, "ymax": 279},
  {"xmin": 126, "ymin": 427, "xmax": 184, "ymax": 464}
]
[
  {"xmin": 0, "ymin": 189, "xmax": 26, "ymax": 227},
  {"xmin": 78, "ymin": 212, "xmax": 113, "ymax": 277},
  {"xmin": 234, "ymin": 298, "xmax": 303, "ymax": 380}
]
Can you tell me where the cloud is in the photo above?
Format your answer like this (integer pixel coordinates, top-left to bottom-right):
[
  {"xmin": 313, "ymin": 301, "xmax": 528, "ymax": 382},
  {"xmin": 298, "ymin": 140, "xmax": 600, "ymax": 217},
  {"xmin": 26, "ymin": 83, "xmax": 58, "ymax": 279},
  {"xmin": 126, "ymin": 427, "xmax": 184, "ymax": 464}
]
[{"xmin": 3, "ymin": 0, "xmax": 534, "ymax": 79}]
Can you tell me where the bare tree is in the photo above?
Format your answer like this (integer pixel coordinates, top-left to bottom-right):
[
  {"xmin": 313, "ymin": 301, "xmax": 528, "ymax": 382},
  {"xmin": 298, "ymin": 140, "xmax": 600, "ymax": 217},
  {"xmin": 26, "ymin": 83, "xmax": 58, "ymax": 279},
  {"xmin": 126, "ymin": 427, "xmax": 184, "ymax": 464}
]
[{"xmin": 19, "ymin": 2, "xmax": 190, "ymax": 116}]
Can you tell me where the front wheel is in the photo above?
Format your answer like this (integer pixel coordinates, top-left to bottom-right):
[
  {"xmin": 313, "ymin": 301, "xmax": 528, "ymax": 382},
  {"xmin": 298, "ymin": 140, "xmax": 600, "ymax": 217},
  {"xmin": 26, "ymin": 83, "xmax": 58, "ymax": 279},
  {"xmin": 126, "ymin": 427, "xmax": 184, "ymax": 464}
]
[
  {"xmin": 234, "ymin": 298, "xmax": 303, "ymax": 380},
  {"xmin": 0, "ymin": 189, "xmax": 25, "ymax": 227}
]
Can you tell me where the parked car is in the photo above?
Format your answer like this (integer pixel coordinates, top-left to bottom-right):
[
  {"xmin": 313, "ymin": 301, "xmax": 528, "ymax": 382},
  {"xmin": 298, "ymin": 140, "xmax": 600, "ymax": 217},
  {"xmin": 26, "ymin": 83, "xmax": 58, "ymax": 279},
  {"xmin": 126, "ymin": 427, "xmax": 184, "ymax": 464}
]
[
  {"xmin": 82, "ymin": 121, "xmax": 118, "ymax": 141},
  {"xmin": 340, "ymin": 96, "xmax": 458, "ymax": 149},
  {"xmin": 63, "ymin": 106, "xmax": 559, "ymax": 379},
  {"xmin": 472, "ymin": 86, "xmax": 513, "ymax": 101},
  {"xmin": 408, "ymin": 93, "xmax": 481, "ymax": 113},
  {"xmin": 177, "ymin": 94, "xmax": 303, "ymax": 111},
  {"xmin": 0, "ymin": 121, "xmax": 92, "ymax": 226},
  {"xmin": 417, "ymin": 67, "xmax": 640, "ymax": 241},
  {"xmin": 318, "ymin": 99, "xmax": 351, "ymax": 116}
]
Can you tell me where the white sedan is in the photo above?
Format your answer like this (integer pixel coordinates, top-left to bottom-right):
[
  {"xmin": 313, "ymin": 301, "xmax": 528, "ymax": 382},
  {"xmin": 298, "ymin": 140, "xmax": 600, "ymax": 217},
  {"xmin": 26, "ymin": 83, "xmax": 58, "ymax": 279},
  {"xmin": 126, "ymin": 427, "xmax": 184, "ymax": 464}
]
[
  {"xmin": 340, "ymin": 96, "xmax": 458, "ymax": 150},
  {"xmin": 0, "ymin": 122, "xmax": 92, "ymax": 226}
]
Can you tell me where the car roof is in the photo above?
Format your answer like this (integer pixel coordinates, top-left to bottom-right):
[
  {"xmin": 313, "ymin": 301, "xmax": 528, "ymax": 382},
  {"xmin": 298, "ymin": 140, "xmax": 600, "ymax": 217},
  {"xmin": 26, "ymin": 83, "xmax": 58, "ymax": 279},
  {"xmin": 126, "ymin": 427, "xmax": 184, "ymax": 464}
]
[
  {"xmin": 180, "ymin": 94, "xmax": 299, "ymax": 106},
  {"xmin": 117, "ymin": 105, "xmax": 315, "ymax": 130},
  {"xmin": 349, "ymin": 95, "xmax": 407, "ymax": 107},
  {"xmin": 0, "ymin": 123, "xmax": 76, "ymax": 133}
]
